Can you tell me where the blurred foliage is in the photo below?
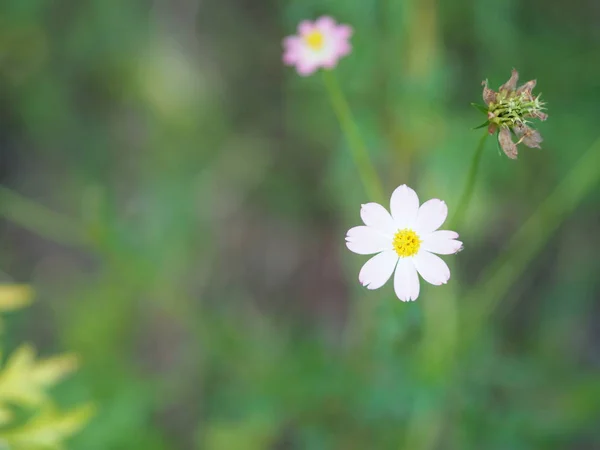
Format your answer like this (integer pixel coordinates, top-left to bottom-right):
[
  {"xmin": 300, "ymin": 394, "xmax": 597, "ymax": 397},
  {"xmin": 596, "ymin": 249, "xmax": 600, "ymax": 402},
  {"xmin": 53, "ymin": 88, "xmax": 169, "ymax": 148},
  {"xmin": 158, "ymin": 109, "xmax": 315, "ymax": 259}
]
[
  {"xmin": 0, "ymin": 0, "xmax": 599, "ymax": 449},
  {"xmin": 0, "ymin": 286, "xmax": 92, "ymax": 450}
]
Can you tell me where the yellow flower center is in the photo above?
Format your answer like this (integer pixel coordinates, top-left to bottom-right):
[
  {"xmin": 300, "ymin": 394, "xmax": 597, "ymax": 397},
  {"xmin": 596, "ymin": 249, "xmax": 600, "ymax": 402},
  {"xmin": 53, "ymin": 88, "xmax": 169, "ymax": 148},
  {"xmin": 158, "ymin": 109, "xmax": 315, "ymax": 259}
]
[
  {"xmin": 393, "ymin": 229, "xmax": 421, "ymax": 258},
  {"xmin": 304, "ymin": 31, "xmax": 325, "ymax": 50}
]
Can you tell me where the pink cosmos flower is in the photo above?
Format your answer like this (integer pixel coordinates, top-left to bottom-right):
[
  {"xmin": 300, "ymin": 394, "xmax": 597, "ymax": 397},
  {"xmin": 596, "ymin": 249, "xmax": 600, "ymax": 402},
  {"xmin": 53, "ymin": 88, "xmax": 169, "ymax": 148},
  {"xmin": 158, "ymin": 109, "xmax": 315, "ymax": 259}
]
[{"xmin": 283, "ymin": 16, "xmax": 353, "ymax": 76}]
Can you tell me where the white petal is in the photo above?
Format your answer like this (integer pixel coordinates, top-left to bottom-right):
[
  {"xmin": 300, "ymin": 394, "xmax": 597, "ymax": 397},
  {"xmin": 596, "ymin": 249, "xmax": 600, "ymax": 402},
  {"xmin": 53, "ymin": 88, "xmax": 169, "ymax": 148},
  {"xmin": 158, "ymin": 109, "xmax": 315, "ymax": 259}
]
[
  {"xmin": 358, "ymin": 250, "xmax": 398, "ymax": 290},
  {"xmin": 415, "ymin": 199, "xmax": 448, "ymax": 234},
  {"xmin": 390, "ymin": 185, "xmax": 419, "ymax": 228},
  {"xmin": 421, "ymin": 230, "xmax": 463, "ymax": 255},
  {"xmin": 427, "ymin": 230, "xmax": 459, "ymax": 240},
  {"xmin": 360, "ymin": 203, "xmax": 397, "ymax": 236},
  {"xmin": 413, "ymin": 251, "xmax": 451, "ymax": 286},
  {"xmin": 346, "ymin": 226, "xmax": 392, "ymax": 255},
  {"xmin": 393, "ymin": 258, "xmax": 420, "ymax": 302}
]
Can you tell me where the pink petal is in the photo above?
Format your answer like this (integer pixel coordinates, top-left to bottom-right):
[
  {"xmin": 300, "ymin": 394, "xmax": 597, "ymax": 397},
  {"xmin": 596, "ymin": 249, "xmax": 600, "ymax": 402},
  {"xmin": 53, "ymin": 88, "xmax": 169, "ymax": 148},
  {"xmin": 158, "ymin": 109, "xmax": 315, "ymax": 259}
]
[
  {"xmin": 316, "ymin": 16, "xmax": 336, "ymax": 32},
  {"xmin": 282, "ymin": 36, "xmax": 299, "ymax": 49},
  {"xmin": 298, "ymin": 20, "xmax": 314, "ymax": 36},
  {"xmin": 296, "ymin": 60, "xmax": 319, "ymax": 76},
  {"xmin": 335, "ymin": 41, "xmax": 352, "ymax": 57},
  {"xmin": 282, "ymin": 36, "xmax": 303, "ymax": 65},
  {"xmin": 283, "ymin": 51, "xmax": 298, "ymax": 65},
  {"xmin": 336, "ymin": 24, "xmax": 353, "ymax": 40},
  {"xmin": 321, "ymin": 54, "xmax": 340, "ymax": 69}
]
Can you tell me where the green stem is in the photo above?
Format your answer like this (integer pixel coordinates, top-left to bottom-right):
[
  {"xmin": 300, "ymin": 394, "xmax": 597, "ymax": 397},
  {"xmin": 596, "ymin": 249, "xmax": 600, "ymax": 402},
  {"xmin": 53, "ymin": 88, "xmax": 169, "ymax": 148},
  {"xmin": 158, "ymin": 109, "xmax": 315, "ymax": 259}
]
[
  {"xmin": 462, "ymin": 136, "xmax": 600, "ymax": 344},
  {"xmin": 0, "ymin": 187, "xmax": 89, "ymax": 249},
  {"xmin": 450, "ymin": 131, "xmax": 488, "ymax": 228},
  {"xmin": 322, "ymin": 70, "xmax": 384, "ymax": 203},
  {"xmin": 403, "ymin": 285, "xmax": 458, "ymax": 450}
]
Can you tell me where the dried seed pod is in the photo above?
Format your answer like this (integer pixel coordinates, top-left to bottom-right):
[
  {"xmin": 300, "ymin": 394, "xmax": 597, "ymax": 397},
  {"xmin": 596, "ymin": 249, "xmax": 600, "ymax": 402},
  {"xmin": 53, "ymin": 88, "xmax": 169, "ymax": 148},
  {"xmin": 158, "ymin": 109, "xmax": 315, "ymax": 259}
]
[
  {"xmin": 499, "ymin": 68, "xmax": 519, "ymax": 93},
  {"xmin": 475, "ymin": 69, "xmax": 547, "ymax": 159},
  {"xmin": 498, "ymin": 127, "xmax": 518, "ymax": 159},
  {"xmin": 516, "ymin": 79, "xmax": 537, "ymax": 97},
  {"xmin": 482, "ymin": 80, "xmax": 496, "ymax": 106},
  {"xmin": 515, "ymin": 124, "xmax": 543, "ymax": 148}
]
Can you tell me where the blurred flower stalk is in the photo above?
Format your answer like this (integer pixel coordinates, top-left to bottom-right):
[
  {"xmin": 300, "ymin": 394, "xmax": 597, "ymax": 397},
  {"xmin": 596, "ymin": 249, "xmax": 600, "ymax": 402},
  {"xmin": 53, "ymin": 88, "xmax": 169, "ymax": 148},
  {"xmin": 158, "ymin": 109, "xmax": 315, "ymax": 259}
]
[
  {"xmin": 0, "ymin": 285, "xmax": 93, "ymax": 449},
  {"xmin": 283, "ymin": 17, "xmax": 384, "ymax": 203},
  {"xmin": 449, "ymin": 130, "xmax": 488, "ymax": 228}
]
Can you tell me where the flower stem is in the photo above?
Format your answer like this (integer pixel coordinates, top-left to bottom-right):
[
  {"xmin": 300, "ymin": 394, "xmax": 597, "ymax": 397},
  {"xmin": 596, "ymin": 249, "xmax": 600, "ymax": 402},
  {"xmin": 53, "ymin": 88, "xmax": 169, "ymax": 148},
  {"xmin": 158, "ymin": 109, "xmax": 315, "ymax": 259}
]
[
  {"xmin": 322, "ymin": 70, "xmax": 384, "ymax": 203},
  {"xmin": 450, "ymin": 131, "xmax": 488, "ymax": 228},
  {"xmin": 0, "ymin": 186, "xmax": 89, "ymax": 249},
  {"xmin": 461, "ymin": 135, "xmax": 600, "ymax": 343}
]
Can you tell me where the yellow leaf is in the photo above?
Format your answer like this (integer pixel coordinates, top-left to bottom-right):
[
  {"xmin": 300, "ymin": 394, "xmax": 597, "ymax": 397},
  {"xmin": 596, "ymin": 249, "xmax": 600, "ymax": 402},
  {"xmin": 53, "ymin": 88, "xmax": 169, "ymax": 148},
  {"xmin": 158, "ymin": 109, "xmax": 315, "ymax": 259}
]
[
  {"xmin": 0, "ymin": 406, "xmax": 13, "ymax": 426},
  {"xmin": 1, "ymin": 404, "xmax": 95, "ymax": 449},
  {"xmin": 0, "ymin": 344, "xmax": 45, "ymax": 405},
  {"xmin": 31, "ymin": 354, "xmax": 79, "ymax": 386},
  {"xmin": 0, "ymin": 285, "xmax": 33, "ymax": 312},
  {"xmin": 0, "ymin": 346, "xmax": 79, "ymax": 407},
  {"xmin": 4, "ymin": 344, "xmax": 36, "ymax": 370}
]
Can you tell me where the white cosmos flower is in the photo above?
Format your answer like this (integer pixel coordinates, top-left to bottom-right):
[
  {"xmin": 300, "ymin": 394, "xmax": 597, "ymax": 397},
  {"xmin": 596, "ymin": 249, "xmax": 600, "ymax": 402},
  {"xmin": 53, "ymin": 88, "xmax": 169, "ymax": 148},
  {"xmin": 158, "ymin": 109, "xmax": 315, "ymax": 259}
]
[{"xmin": 345, "ymin": 185, "xmax": 463, "ymax": 302}]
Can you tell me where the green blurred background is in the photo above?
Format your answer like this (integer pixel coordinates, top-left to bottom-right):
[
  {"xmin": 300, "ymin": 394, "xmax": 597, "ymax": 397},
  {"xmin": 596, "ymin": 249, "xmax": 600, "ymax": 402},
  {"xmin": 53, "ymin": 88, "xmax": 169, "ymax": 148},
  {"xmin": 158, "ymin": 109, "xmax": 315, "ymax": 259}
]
[{"xmin": 1, "ymin": 0, "xmax": 599, "ymax": 448}]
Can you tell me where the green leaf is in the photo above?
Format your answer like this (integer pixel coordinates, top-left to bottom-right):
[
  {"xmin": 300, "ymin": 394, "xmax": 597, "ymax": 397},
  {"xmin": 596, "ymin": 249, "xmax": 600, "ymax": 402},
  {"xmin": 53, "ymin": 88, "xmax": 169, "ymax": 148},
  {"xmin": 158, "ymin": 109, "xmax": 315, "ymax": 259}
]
[
  {"xmin": 472, "ymin": 121, "xmax": 490, "ymax": 130},
  {"xmin": 470, "ymin": 102, "xmax": 489, "ymax": 115}
]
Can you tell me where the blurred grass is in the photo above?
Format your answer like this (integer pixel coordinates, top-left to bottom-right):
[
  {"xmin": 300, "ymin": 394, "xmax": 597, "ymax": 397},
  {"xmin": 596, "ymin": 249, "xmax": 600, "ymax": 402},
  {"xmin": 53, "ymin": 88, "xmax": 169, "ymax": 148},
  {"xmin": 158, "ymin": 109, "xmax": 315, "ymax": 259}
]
[{"xmin": 0, "ymin": 0, "xmax": 599, "ymax": 449}]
